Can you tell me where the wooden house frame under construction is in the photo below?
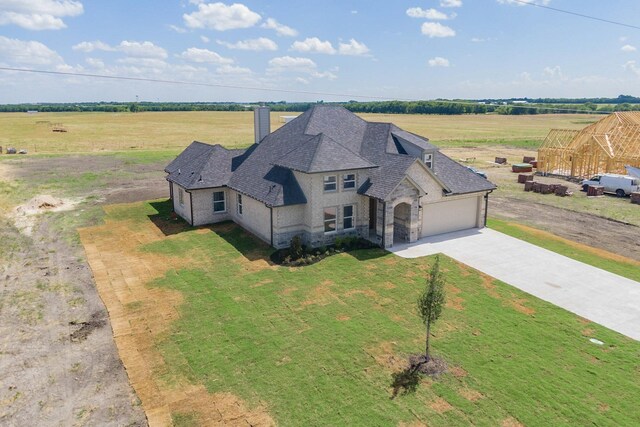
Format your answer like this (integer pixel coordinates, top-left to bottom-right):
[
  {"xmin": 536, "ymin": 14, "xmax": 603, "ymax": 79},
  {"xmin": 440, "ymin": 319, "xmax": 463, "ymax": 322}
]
[{"xmin": 538, "ymin": 112, "xmax": 640, "ymax": 178}]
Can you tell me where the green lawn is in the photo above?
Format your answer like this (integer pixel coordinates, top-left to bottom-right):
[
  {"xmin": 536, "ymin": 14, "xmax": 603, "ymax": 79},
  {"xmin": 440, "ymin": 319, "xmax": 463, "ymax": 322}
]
[{"xmin": 110, "ymin": 201, "xmax": 640, "ymax": 426}]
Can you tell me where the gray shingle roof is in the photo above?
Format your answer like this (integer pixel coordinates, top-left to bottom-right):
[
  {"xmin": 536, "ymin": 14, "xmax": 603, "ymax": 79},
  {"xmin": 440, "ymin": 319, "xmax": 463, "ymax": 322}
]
[
  {"xmin": 432, "ymin": 152, "xmax": 496, "ymax": 194},
  {"xmin": 167, "ymin": 106, "xmax": 496, "ymax": 206},
  {"xmin": 165, "ymin": 142, "xmax": 245, "ymax": 190},
  {"xmin": 273, "ymin": 133, "xmax": 376, "ymax": 173}
]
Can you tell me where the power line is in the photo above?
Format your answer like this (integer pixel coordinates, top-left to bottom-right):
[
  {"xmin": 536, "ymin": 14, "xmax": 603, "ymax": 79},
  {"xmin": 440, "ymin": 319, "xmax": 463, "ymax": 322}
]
[
  {"xmin": 508, "ymin": 0, "xmax": 640, "ymax": 31},
  {"xmin": 0, "ymin": 66, "xmax": 398, "ymax": 101},
  {"xmin": 0, "ymin": 66, "xmax": 611, "ymax": 114}
]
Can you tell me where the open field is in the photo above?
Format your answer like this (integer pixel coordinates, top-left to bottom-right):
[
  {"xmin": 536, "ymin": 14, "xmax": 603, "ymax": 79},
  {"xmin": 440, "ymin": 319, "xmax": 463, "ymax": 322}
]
[
  {"xmin": 79, "ymin": 200, "xmax": 640, "ymax": 426},
  {"xmin": 0, "ymin": 111, "xmax": 601, "ymax": 153},
  {"xmin": 0, "ymin": 111, "xmax": 638, "ymax": 425}
]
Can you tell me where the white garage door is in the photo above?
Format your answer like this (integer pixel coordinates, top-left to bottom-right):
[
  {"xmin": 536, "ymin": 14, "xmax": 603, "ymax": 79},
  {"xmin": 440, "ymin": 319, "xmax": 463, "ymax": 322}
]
[{"xmin": 422, "ymin": 196, "xmax": 480, "ymax": 237}]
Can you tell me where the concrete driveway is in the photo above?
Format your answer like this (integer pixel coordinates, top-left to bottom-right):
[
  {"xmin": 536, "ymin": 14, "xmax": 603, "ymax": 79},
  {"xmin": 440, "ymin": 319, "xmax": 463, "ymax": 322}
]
[{"xmin": 390, "ymin": 228, "xmax": 640, "ymax": 341}]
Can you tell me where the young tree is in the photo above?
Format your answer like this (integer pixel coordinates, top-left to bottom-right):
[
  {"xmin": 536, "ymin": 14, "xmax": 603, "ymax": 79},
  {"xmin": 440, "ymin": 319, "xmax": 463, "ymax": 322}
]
[{"xmin": 417, "ymin": 255, "xmax": 446, "ymax": 362}]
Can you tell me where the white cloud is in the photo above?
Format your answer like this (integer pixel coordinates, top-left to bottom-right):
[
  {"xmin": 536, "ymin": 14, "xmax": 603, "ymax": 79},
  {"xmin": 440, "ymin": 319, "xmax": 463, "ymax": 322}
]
[
  {"xmin": 72, "ymin": 40, "xmax": 114, "ymax": 52},
  {"xmin": 295, "ymin": 77, "xmax": 309, "ymax": 84},
  {"xmin": 118, "ymin": 41, "xmax": 167, "ymax": 59},
  {"xmin": 179, "ymin": 47, "xmax": 233, "ymax": 64},
  {"xmin": 338, "ymin": 39, "xmax": 370, "ymax": 56},
  {"xmin": 183, "ymin": 2, "xmax": 261, "ymax": 31},
  {"xmin": 0, "ymin": 0, "xmax": 83, "ymax": 30},
  {"xmin": 428, "ymin": 56, "xmax": 450, "ymax": 67},
  {"xmin": 117, "ymin": 57, "xmax": 168, "ymax": 69},
  {"xmin": 421, "ymin": 22, "xmax": 456, "ymax": 38},
  {"xmin": 497, "ymin": 0, "xmax": 551, "ymax": 6},
  {"xmin": 267, "ymin": 55, "xmax": 336, "ymax": 79},
  {"xmin": 621, "ymin": 44, "xmax": 637, "ymax": 52},
  {"xmin": 169, "ymin": 24, "xmax": 187, "ymax": 33},
  {"xmin": 261, "ymin": 18, "xmax": 297, "ymax": 37},
  {"xmin": 0, "ymin": 36, "xmax": 63, "ymax": 65},
  {"xmin": 406, "ymin": 7, "xmax": 451, "ymax": 20},
  {"xmin": 543, "ymin": 65, "xmax": 566, "ymax": 80},
  {"xmin": 217, "ymin": 37, "xmax": 277, "ymax": 51},
  {"xmin": 215, "ymin": 64, "xmax": 251, "ymax": 74},
  {"xmin": 268, "ymin": 55, "xmax": 316, "ymax": 71},
  {"xmin": 624, "ymin": 60, "xmax": 640, "ymax": 76},
  {"xmin": 200, "ymin": 35, "xmax": 210, "ymax": 43},
  {"xmin": 440, "ymin": 0, "xmax": 462, "ymax": 7},
  {"xmin": 85, "ymin": 57, "xmax": 104, "ymax": 68},
  {"xmin": 291, "ymin": 37, "xmax": 335, "ymax": 54}
]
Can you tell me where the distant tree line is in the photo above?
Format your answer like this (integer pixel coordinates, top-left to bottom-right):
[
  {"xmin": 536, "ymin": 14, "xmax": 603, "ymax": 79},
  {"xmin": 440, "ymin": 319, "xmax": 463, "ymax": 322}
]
[{"xmin": 1, "ymin": 95, "xmax": 639, "ymax": 115}]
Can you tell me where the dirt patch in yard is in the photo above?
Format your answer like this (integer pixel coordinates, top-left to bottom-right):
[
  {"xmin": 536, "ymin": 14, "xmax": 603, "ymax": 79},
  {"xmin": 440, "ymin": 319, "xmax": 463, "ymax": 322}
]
[
  {"xmin": 429, "ymin": 397, "xmax": 453, "ymax": 413},
  {"xmin": 509, "ymin": 298, "xmax": 536, "ymax": 315},
  {"xmin": 366, "ymin": 341, "xmax": 408, "ymax": 372},
  {"xmin": 11, "ymin": 194, "xmax": 81, "ymax": 234},
  {"xmin": 491, "ymin": 197, "xmax": 640, "ymax": 262},
  {"xmin": 80, "ymin": 218, "xmax": 274, "ymax": 426},
  {"xmin": 502, "ymin": 417, "xmax": 525, "ymax": 427},
  {"xmin": 459, "ymin": 387, "xmax": 484, "ymax": 402}
]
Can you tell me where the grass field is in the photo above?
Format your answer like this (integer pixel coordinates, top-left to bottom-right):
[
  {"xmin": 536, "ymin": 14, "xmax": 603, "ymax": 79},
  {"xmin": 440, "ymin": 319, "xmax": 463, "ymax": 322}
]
[
  {"xmin": 84, "ymin": 200, "xmax": 640, "ymax": 426},
  {"xmin": 0, "ymin": 111, "xmax": 601, "ymax": 153}
]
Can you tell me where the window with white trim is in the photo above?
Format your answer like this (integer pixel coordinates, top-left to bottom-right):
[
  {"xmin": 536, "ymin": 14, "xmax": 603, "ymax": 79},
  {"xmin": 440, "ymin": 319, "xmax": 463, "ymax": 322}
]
[
  {"xmin": 342, "ymin": 173, "xmax": 356, "ymax": 190},
  {"xmin": 323, "ymin": 175, "xmax": 337, "ymax": 192},
  {"xmin": 343, "ymin": 205, "xmax": 355, "ymax": 230},
  {"xmin": 178, "ymin": 188, "xmax": 184, "ymax": 206},
  {"xmin": 324, "ymin": 207, "xmax": 337, "ymax": 233},
  {"xmin": 423, "ymin": 153, "xmax": 433, "ymax": 169},
  {"xmin": 212, "ymin": 191, "xmax": 226, "ymax": 213},
  {"xmin": 237, "ymin": 194, "xmax": 243, "ymax": 215}
]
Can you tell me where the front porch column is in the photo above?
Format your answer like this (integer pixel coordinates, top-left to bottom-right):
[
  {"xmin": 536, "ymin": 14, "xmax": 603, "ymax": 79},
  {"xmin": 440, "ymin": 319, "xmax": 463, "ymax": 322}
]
[
  {"xmin": 383, "ymin": 202, "xmax": 394, "ymax": 249},
  {"xmin": 408, "ymin": 199, "xmax": 420, "ymax": 243}
]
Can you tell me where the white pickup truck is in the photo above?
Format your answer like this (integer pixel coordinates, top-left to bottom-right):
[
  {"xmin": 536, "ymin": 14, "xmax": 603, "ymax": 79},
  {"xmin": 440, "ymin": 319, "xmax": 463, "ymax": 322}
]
[{"xmin": 581, "ymin": 174, "xmax": 640, "ymax": 197}]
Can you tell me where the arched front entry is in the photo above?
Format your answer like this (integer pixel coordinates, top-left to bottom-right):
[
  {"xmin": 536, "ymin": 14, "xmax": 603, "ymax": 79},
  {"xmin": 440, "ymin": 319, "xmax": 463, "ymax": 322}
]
[{"xmin": 393, "ymin": 202, "xmax": 412, "ymax": 243}]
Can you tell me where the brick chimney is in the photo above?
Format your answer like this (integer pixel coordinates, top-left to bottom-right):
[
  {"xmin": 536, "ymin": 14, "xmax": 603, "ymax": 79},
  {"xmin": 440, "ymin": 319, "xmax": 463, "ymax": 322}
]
[{"xmin": 254, "ymin": 106, "xmax": 271, "ymax": 144}]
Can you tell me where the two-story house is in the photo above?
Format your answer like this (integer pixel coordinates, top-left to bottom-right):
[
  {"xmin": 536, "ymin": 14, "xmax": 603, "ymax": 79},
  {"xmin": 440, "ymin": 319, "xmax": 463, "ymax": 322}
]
[{"xmin": 165, "ymin": 105, "xmax": 496, "ymax": 249}]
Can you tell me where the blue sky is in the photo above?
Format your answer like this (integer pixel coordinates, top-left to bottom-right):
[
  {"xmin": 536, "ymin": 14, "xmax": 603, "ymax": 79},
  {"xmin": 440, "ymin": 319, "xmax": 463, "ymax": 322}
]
[{"xmin": 1, "ymin": 0, "xmax": 639, "ymax": 103}]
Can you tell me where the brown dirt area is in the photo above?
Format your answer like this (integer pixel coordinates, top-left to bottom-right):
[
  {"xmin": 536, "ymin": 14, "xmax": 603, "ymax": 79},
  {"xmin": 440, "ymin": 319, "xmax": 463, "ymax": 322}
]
[
  {"xmin": 0, "ymin": 195, "xmax": 147, "ymax": 425},
  {"xmin": 79, "ymin": 215, "xmax": 273, "ymax": 426},
  {"xmin": 502, "ymin": 416, "xmax": 525, "ymax": 427},
  {"xmin": 429, "ymin": 397, "xmax": 453, "ymax": 413},
  {"xmin": 0, "ymin": 155, "xmax": 171, "ymax": 426}
]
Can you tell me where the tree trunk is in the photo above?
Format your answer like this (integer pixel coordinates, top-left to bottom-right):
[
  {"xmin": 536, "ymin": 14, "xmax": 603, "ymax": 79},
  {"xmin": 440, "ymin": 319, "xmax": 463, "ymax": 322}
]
[{"xmin": 425, "ymin": 321, "xmax": 431, "ymax": 362}]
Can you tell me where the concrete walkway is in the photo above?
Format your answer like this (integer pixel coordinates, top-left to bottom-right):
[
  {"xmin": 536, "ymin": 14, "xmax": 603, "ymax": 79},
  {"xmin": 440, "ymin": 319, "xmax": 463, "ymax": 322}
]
[{"xmin": 390, "ymin": 228, "xmax": 640, "ymax": 341}]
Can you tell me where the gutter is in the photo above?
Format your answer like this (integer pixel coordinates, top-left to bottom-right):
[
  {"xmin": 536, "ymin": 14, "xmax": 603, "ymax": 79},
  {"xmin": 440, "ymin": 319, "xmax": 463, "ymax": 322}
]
[{"xmin": 484, "ymin": 189, "xmax": 493, "ymax": 227}]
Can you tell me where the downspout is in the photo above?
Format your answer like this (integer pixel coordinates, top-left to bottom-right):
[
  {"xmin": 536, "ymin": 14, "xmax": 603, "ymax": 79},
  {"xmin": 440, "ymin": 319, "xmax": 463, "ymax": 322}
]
[
  {"xmin": 187, "ymin": 189, "xmax": 194, "ymax": 226},
  {"xmin": 381, "ymin": 200, "xmax": 386, "ymax": 248},
  {"xmin": 484, "ymin": 189, "xmax": 493, "ymax": 227},
  {"xmin": 270, "ymin": 206, "xmax": 274, "ymax": 247},
  {"xmin": 169, "ymin": 180, "xmax": 173, "ymax": 202}
]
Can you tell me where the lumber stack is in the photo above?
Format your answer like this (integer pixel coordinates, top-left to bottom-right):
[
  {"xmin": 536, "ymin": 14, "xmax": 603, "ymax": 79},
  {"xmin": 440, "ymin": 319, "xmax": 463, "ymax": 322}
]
[
  {"xmin": 512, "ymin": 163, "xmax": 533, "ymax": 173},
  {"xmin": 517, "ymin": 174, "xmax": 534, "ymax": 183},
  {"xmin": 587, "ymin": 185, "xmax": 604, "ymax": 197}
]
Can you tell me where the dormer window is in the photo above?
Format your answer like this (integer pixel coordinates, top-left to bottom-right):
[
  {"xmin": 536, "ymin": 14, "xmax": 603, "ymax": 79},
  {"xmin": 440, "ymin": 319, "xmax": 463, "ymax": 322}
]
[{"xmin": 423, "ymin": 153, "xmax": 433, "ymax": 169}]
